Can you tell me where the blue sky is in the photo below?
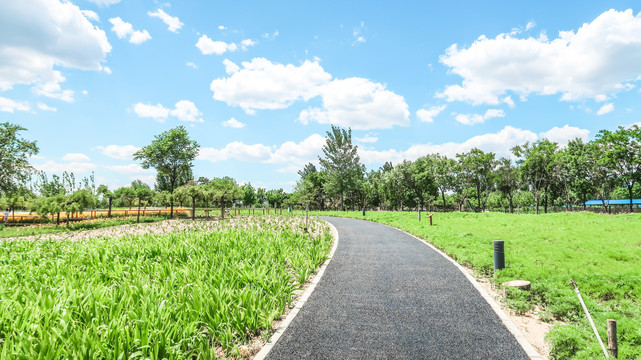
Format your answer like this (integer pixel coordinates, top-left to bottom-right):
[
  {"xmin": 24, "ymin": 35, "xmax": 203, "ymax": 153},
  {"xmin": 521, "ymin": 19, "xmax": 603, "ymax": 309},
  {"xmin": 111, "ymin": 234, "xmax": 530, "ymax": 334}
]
[{"xmin": 3, "ymin": 1, "xmax": 641, "ymax": 191}]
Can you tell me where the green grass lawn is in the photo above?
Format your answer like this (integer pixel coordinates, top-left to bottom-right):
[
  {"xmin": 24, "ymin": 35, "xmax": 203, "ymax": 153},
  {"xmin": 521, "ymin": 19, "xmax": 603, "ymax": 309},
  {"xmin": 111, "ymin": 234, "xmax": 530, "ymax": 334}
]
[
  {"xmin": 0, "ymin": 216, "xmax": 332, "ymax": 359},
  {"xmin": 316, "ymin": 210, "xmax": 641, "ymax": 359}
]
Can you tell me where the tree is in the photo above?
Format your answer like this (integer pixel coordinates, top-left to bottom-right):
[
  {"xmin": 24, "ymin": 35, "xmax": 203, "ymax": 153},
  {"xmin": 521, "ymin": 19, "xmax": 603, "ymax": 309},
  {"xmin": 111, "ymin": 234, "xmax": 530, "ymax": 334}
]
[
  {"xmin": 155, "ymin": 167, "xmax": 194, "ymax": 192},
  {"xmin": 0, "ymin": 123, "xmax": 39, "ymax": 197},
  {"xmin": 114, "ymin": 186, "xmax": 137, "ymax": 210},
  {"xmin": 563, "ymin": 139, "xmax": 597, "ymax": 210},
  {"xmin": 134, "ymin": 126, "xmax": 200, "ymax": 218},
  {"xmin": 266, "ymin": 188, "xmax": 288, "ymax": 208},
  {"xmin": 595, "ymin": 125, "xmax": 641, "ymax": 212},
  {"xmin": 495, "ymin": 158, "xmax": 520, "ymax": 213},
  {"xmin": 177, "ymin": 181, "xmax": 207, "ymax": 220},
  {"xmin": 97, "ymin": 184, "xmax": 115, "ymax": 217},
  {"xmin": 207, "ymin": 177, "xmax": 242, "ymax": 219},
  {"xmin": 131, "ymin": 180, "xmax": 154, "ymax": 223},
  {"xmin": 433, "ymin": 155, "xmax": 458, "ymax": 210},
  {"xmin": 457, "ymin": 148, "xmax": 496, "ymax": 211},
  {"xmin": 241, "ymin": 183, "xmax": 256, "ymax": 207},
  {"xmin": 319, "ymin": 125, "xmax": 364, "ymax": 210},
  {"xmin": 512, "ymin": 140, "xmax": 558, "ymax": 214}
]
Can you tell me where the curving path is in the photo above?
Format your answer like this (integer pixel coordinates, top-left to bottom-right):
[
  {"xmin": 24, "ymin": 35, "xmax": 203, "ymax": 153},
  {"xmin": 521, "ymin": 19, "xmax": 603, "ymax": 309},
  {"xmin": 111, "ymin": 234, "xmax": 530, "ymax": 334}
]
[{"xmin": 264, "ymin": 216, "xmax": 534, "ymax": 360}]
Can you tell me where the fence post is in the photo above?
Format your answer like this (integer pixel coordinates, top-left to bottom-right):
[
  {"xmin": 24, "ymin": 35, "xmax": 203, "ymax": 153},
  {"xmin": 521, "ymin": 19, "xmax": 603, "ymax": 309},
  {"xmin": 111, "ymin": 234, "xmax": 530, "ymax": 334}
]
[{"xmin": 608, "ymin": 319, "xmax": 618, "ymax": 358}]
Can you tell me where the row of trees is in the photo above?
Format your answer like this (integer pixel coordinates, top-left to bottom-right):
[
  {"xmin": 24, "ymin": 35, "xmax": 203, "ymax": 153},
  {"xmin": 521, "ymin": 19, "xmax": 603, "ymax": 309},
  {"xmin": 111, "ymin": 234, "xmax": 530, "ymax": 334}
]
[
  {"xmin": 290, "ymin": 125, "xmax": 641, "ymax": 214},
  {"xmin": 2, "ymin": 122, "xmax": 640, "ymax": 219}
]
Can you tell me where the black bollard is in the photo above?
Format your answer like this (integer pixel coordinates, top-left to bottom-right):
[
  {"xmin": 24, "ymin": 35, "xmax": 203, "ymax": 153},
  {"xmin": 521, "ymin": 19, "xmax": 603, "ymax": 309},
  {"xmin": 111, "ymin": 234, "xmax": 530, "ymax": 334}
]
[
  {"xmin": 493, "ymin": 240, "xmax": 505, "ymax": 270},
  {"xmin": 362, "ymin": 208, "xmax": 366, "ymax": 216}
]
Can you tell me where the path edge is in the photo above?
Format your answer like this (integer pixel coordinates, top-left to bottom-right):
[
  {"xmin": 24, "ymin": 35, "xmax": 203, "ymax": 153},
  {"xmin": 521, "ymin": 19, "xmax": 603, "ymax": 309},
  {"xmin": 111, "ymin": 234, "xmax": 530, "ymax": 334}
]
[
  {"xmin": 387, "ymin": 222, "xmax": 545, "ymax": 360},
  {"xmin": 253, "ymin": 221, "xmax": 340, "ymax": 360}
]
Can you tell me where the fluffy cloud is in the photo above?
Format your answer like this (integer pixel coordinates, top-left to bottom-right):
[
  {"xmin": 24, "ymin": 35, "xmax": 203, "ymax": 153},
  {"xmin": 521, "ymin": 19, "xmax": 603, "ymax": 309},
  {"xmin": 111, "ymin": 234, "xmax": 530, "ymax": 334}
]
[
  {"xmin": 416, "ymin": 105, "xmax": 446, "ymax": 123},
  {"xmin": 104, "ymin": 164, "xmax": 154, "ymax": 174},
  {"xmin": 210, "ymin": 58, "xmax": 331, "ymax": 113},
  {"xmin": 81, "ymin": 10, "xmax": 99, "ymax": 22},
  {"xmin": 96, "ymin": 144, "xmax": 140, "ymax": 160},
  {"xmin": 198, "ymin": 134, "xmax": 325, "ymax": 167},
  {"xmin": 87, "ymin": 0, "xmax": 121, "ymax": 5},
  {"xmin": 148, "ymin": 9, "xmax": 183, "ymax": 33},
  {"xmin": 133, "ymin": 100, "xmax": 203, "ymax": 123},
  {"xmin": 62, "ymin": 153, "xmax": 90, "ymax": 162},
  {"xmin": 0, "ymin": 97, "xmax": 30, "ymax": 113},
  {"xmin": 355, "ymin": 135, "xmax": 378, "ymax": 143},
  {"xmin": 211, "ymin": 58, "xmax": 409, "ymax": 129},
  {"xmin": 538, "ymin": 125, "xmax": 590, "ymax": 144},
  {"xmin": 196, "ymin": 35, "xmax": 238, "ymax": 55},
  {"xmin": 438, "ymin": 9, "xmax": 641, "ymax": 105},
  {"xmin": 299, "ymin": 77, "xmax": 410, "ymax": 130},
  {"xmin": 109, "ymin": 17, "xmax": 151, "ymax": 44},
  {"xmin": 0, "ymin": 0, "xmax": 110, "ymax": 100},
  {"xmin": 596, "ymin": 103, "xmax": 614, "ymax": 115},
  {"xmin": 133, "ymin": 103, "xmax": 170, "ymax": 121},
  {"xmin": 37, "ymin": 102, "xmax": 57, "ymax": 112},
  {"xmin": 199, "ymin": 142, "xmax": 272, "ymax": 163},
  {"xmin": 222, "ymin": 117, "xmax": 245, "ymax": 128},
  {"xmin": 35, "ymin": 160, "xmax": 96, "ymax": 173},
  {"xmin": 455, "ymin": 109, "xmax": 505, "ymax": 125},
  {"xmin": 171, "ymin": 100, "xmax": 203, "ymax": 123},
  {"xmin": 359, "ymin": 126, "xmax": 540, "ymax": 164}
]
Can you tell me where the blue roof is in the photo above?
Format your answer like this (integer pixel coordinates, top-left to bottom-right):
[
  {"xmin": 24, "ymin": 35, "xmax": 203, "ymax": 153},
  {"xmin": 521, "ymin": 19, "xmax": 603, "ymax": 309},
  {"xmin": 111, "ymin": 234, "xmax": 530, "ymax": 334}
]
[{"xmin": 584, "ymin": 199, "xmax": 641, "ymax": 206}]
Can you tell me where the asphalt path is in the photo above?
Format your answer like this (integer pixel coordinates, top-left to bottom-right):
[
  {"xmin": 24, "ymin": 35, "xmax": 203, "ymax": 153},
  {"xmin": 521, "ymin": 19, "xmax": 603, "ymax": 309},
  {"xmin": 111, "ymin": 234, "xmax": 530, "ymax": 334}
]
[{"xmin": 264, "ymin": 216, "xmax": 531, "ymax": 360}]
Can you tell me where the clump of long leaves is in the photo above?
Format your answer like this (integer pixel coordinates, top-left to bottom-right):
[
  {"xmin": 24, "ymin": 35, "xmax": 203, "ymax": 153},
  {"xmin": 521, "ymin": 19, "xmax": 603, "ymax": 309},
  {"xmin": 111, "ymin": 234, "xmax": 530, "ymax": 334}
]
[{"xmin": 0, "ymin": 216, "xmax": 332, "ymax": 359}]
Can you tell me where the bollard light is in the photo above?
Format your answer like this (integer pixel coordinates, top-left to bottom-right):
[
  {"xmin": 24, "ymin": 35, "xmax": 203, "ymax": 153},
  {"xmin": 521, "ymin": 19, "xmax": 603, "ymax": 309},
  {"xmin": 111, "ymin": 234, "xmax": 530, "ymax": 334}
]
[{"xmin": 493, "ymin": 240, "xmax": 505, "ymax": 271}]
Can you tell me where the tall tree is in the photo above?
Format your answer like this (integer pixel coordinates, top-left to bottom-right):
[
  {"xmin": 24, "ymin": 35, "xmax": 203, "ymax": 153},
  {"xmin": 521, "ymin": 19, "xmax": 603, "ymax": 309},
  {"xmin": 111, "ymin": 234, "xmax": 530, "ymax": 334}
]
[
  {"xmin": 512, "ymin": 139, "xmax": 558, "ymax": 214},
  {"xmin": 433, "ymin": 154, "xmax": 458, "ymax": 210},
  {"xmin": 207, "ymin": 177, "xmax": 242, "ymax": 219},
  {"xmin": 563, "ymin": 139, "xmax": 597, "ymax": 210},
  {"xmin": 97, "ymin": 184, "xmax": 115, "ymax": 217},
  {"xmin": 319, "ymin": 125, "xmax": 365, "ymax": 210},
  {"xmin": 134, "ymin": 126, "xmax": 200, "ymax": 218},
  {"xmin": 595, "ymin": 125, "xmax": 641, "ymax": 212},
  {"xmin": 457, "ymin": 148, "xmax": 496, "ymax": 211},
  {"xmin": 495, "ymin": 157, "xmax": 520, "ymax": 213},
  {"xmin": 0, "ymin": 123, "xmax": 39, "ymax": 196}
]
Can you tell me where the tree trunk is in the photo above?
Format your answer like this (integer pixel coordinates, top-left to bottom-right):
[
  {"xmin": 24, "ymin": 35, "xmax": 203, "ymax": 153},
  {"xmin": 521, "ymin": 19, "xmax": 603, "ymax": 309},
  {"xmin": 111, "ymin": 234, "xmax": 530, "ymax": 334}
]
[
  {"xmin": 544, "ymin": 186, "xmax": 548, "ymax": 214},
  {"xmin": 170, "ymin": 198, "xmax": 174, "ymax": 219},
  {"xmin": 56, "ymin": 212, "xmax": 60, "ymax": 226},
  {"xmin": 441, "ymin": 190, "xmax": 446, "ymax": 210},
  {"xmin": 108, "ymin": 198, "xmax": 112, "ymax": 218},
  {"xmin": 629, "ymin": 185, "xmax": 634, "ymax": 213},
  {"xmin": 508, "ymin": 192, "xmax": 514, "ymax": 214},
  {"xmin": 137, "ymin": 199, "xmax": 141, "ymax": 224},
  {"xmin": 192, "ymin": 197, "xmax": 196, "ymax": 221}
]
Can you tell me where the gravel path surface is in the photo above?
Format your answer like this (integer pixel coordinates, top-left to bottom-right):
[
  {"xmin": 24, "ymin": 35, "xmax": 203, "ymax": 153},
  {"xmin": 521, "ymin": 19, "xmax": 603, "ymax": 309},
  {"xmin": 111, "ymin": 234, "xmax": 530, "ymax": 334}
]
[{"xmin": 264, "ymin": 216, "xmax": 531, "ymax": 360}]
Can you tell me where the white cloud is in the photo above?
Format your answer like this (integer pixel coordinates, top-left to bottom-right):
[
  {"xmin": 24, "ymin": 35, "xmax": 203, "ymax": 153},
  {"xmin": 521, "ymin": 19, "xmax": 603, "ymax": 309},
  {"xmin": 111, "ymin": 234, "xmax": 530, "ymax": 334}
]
[
  {"xmin": 539, "ymin": 125, "xmax": 590, "ymax": 145},
  {"xmin": 186, "ymin": 62, "xmax": 198, "ymax": 69},
  {"xmin": 133, "ymin": 101, "xmax": 203, "ymax": 123},
  {"xmin": 359, "ymin": 125, "xmax": 540, "ymax": 165},
  {"xmin": 222, "ymin": 59, "xmax": 239, "ymax": 74},
  {"xmin": 264, "ymin": 30, "xmax": 279, "ymax": 39},
  {"xmin": 596, "ymin": 102, "xmax": 614, "ymax": 115},
  {"xmin": 104, "ymin": 164, "xmax": 154, "ymax": 174},
  {"xmin": 0, "ymin": 97, "xmax": 30, "ymax": 113},
  {"xmin": 240, "ymin": 39, "xmax": 256, "ymax": 50},
  {"xmin": 438, "ymin": 9, "xmax": 641, "ymax": 105},
  {"xmin": 81, "ymin": 10, "xmax": 100, "ymax": 22},
  {"xmin": 198, "ymin": 134, "xmax": 325, "ymax": 167},
  {"xmin": 109, "ymin": 17, "xmax": 151, "ymax": 44},
  {"xmin": 103, "ymin": 66, "xmax": 112, "ymax": 74},
  {"xmin": 218, "ymin": 25, "xmax": 227, "ymax": 30},
  {"xmin": 210, "ymin": 58, "xmax": 331, "ymax": 113},
  {"xmin": 170, "ymin": 100, "xmax": 203, "ymax": 123},
  {"xmin": 525, "ymin": 21, "xmax": 536, "ymax": 31},
  {"xmin": 299, "ymin": 77, "xmax": 410, "ymax": 130},
  {"xmin": 455, "ymin": 109, "xmax": 505, "ymax": 125},
  {"xmin": 0, "ymin": 0, "xmax": 110, "ymax": 99},
  {"xmin": 96, "ymin": 144, "xmax": 140, "ymax": 160},
  {"xmin": 355, "ymin": 135, "xmax": 378, "ymax": 143},
  {"xmin": 353, "ymin": 21, "xmax": 366, "ymax": 45},
  {"xmin": 416, "ymin": 105, "xmax": 446, "ymax": 123},
  {"xmin": 32, "ymin": 73, "xmax": 74, "ymax": 102},
  {"xmin": 35, "ymin": 161, "xmax": 95, "ymax": 174},
  {"xmin": 87, "ymin": 0, "xmax": 121, "ymax": 5},
  {"xmin": 199, "ymin": 142, "xmax": 272, "ymax": 163},
  {"xmin": 37, "ymin": 102, "xmax": 57, "ymax": 112},
  {"xmin": 62, "ymin": 153, "xmax": 90, "ymax": 162},
  {"xmin": 222, "ymin": 117, "xmax": 245, "ymax": 128},
  {"xmin": 196, "ymin": 35, "xmax": 238, "ymax": 55},
  {"xmin": 133, "ymin": 103, "xmax": 170, "ymax": 121},
  {"xmin": 148, "ymin": 9, "xmax": 183, "ymax": 33}
]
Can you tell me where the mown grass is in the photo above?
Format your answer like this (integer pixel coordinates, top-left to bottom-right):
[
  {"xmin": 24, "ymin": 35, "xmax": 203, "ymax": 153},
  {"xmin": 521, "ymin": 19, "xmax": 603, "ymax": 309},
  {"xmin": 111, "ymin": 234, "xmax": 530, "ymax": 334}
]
[
  {"xmin": 316, "ymin": 210, "xmax": 641, "ymax": 359},
  {"xmin": 0, "ymin": 216, "xmax": 332, "ymax": 359}
]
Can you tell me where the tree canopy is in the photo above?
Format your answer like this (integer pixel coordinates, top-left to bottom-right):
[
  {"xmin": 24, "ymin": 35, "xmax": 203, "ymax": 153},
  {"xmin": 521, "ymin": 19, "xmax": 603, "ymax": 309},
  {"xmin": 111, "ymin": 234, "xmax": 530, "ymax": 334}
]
[{"xmin": 0, "ymin": 123, "xmax": 39, "ymax": 196}]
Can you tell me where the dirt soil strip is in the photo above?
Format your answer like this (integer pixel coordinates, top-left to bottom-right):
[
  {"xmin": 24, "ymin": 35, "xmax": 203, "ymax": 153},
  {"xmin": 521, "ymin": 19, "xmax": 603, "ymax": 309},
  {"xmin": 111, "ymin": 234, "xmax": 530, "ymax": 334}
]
[{"xmin": 263, "ymin": 216, "xmax": 536, "ymax": 360}]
